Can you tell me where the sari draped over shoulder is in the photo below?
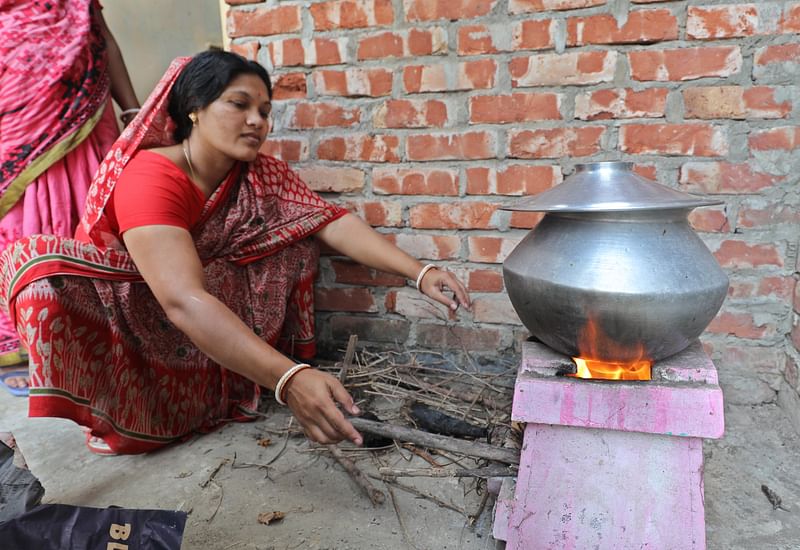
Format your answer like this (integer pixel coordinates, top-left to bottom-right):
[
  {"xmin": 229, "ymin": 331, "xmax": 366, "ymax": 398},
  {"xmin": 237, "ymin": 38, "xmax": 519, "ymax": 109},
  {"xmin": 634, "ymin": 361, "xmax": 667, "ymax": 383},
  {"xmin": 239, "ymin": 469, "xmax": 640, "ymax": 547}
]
[{"xmin": 0, "ymin": 58, "xmax": 347, "ymax": 454}]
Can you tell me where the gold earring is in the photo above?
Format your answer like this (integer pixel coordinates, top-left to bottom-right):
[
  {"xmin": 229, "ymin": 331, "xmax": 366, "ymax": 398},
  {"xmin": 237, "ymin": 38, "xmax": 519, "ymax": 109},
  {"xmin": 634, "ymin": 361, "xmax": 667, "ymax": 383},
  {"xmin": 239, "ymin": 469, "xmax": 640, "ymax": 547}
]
[{"xmin": 189, "ymin": 113, "xmax": 197, "ymax": 125}]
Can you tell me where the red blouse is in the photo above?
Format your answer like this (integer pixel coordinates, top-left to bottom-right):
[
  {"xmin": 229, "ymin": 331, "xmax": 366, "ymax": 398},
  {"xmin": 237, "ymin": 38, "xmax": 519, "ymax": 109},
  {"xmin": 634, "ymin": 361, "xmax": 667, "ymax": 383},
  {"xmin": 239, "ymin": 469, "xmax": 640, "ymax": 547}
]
[{"xmin": 106, "ymin": 150, "xmax": 206, "ymax": 236}]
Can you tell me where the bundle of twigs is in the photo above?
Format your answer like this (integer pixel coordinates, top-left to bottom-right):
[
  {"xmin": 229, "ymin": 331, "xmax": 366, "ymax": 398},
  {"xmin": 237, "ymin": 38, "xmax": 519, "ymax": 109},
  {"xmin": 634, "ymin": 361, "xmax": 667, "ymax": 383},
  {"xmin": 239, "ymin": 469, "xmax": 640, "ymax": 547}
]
[{"xmin": 319, "ymin": 347, "xmax": 516, "ymax": 438}]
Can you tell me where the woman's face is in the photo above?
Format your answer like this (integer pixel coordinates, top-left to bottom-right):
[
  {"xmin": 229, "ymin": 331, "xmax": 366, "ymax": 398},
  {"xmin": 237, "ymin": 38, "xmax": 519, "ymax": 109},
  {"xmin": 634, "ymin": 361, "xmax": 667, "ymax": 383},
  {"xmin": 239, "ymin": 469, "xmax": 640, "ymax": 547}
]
[{"xmin": 192, "ymin": 73, "xmax": 271, "ymax": 162}]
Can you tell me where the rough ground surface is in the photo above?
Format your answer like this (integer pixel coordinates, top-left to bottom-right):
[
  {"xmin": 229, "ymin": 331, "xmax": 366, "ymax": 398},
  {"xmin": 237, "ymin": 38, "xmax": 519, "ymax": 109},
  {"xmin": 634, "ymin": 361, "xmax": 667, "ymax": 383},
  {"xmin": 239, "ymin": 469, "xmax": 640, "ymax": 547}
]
[{"xmin": 1, "ymin": 391, "xmax": 799, "ymax": 549}]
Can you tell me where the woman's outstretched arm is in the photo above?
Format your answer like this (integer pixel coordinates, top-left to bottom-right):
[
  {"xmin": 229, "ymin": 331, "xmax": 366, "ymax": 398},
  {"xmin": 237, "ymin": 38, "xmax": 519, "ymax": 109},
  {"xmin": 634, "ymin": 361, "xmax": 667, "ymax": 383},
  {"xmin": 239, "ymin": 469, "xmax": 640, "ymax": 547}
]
[
  {"xmin": 315, "ymin": 213, "xmax": 471, "ymax": 311},
  {"xmin": 122, "ymin": 224, "xmax": 362, "ymax": 446}
]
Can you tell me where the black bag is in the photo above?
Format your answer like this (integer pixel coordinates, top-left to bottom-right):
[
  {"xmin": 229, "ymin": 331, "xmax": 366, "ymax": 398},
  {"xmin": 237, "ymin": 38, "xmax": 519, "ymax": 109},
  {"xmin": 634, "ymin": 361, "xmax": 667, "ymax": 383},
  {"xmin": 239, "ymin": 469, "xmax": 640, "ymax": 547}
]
[{"xmin": 0, "ymin": 504, "xmax": 187, "ymax": 550}]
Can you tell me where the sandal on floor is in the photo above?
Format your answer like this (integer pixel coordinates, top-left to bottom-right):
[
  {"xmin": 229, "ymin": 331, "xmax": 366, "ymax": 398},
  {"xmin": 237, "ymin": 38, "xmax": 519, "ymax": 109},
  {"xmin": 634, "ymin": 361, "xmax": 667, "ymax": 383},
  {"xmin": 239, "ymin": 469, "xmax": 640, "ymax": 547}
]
[
  {"xmin": 85, "ymin": 432, "xmax": 117, "ymax": 456},
  {"xmin": 0, "ymin": 369, "xmax": 29, "ymax": 397}
]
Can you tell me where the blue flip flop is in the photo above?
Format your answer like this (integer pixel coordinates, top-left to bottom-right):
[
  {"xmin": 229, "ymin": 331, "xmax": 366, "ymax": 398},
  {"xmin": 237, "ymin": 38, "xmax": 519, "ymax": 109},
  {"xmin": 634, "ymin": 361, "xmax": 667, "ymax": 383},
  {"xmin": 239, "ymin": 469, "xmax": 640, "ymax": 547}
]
[{"xmin": 0, "ymin": 369, "xmax": 29, "ymax": 397}]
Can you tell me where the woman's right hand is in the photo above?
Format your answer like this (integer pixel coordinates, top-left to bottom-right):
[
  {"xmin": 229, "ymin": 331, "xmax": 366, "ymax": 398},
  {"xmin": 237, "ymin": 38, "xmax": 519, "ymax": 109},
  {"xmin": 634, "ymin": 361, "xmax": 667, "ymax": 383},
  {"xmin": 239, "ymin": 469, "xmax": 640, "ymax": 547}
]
[{"xmin": 283, "ymin": 369, "xmax": 363, "ymax": 446}]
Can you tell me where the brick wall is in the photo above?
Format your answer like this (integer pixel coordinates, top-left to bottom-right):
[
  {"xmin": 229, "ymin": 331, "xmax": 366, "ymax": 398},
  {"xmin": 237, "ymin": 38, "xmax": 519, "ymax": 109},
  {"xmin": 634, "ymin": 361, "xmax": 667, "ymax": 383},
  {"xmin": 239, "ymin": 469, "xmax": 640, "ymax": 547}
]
[{"xmin": 224, "ymin": 1, "xmax": 800, "ymax": 413}]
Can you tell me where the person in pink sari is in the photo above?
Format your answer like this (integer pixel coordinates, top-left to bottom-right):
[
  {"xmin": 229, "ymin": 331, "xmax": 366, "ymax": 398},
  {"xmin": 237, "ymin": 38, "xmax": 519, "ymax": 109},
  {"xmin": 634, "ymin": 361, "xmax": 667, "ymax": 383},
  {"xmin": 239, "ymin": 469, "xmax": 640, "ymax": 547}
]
[
  {"xmin": 0, "ymin": 50, "xmax": 470, "ymax": 454},
  {"xmin": 0, "ymin": 0, "xmax": 139, "ymax": 388}
]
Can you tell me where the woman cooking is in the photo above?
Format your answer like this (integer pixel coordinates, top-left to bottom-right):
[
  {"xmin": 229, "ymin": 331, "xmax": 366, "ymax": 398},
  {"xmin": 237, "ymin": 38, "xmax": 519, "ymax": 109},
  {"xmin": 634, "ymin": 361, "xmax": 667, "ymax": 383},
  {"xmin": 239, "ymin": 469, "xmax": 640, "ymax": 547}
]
[{"xmin": 0, "ymin": 50, "xmax": 470, "ymax": 455}]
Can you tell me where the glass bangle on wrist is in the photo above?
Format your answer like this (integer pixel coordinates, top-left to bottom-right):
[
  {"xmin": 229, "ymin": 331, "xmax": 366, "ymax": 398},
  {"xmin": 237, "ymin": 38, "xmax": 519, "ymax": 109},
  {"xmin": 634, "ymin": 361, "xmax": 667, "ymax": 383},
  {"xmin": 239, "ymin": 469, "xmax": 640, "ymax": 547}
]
[
  {"xmin": 274, "ymin": 363, "xmax": 312, "ymax": 406},
  {"xmin": 415, "ymin": 263, "xmax": 437, "ymax": 290}
]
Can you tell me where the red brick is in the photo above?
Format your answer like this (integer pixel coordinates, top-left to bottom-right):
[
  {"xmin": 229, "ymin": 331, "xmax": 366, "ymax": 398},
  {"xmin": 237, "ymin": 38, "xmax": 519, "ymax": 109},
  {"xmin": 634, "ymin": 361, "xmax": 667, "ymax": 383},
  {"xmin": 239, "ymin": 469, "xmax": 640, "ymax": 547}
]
[
  {"xmin": 387, "ymin": 289, "xmax": 455, "ymax": 320},
  {"xmin": 373, "ymin": 99, "xmax": 448, "ymax": 128},
  {"xmin": 313, "ymin": 38, "xmax": 349, "ymax": 66},
  {"xmin": 794, "ymin": 315, "xmax": 800, "ymax": 351},
  {"xmin": 749, "ymin": 126, "xmax": 800, "ymax": 151},
  {"xmin": 509, "ymin": 0, "xmax": 605, "ymax": 14},
  {"xmin": 737, "ymin": 200, "xmax": 800, "ymax": 228},
  {"xmin": 330, "ymin": 316, "xmax": 411, "ymax": 343},
  {"xmin": 358, "ymin": 32, "xmax": 403, "ymax": 59},
  {"xmin": 358, "ymin": 28, "xmax": 447, "ymax": 60},
  {"xmin": 458, "ymin": 24, "xmax": 499, "ymax": 55},
  {"xmin": 415, "ymin": 324, "xmax": 505, "ymax": 350},
  {"xmin": 466, "ymin": 269, "xmax": 505, "ymax": 292},
  {"xmin": 620, "ymin": 124, "xmax": 727, "ymax": 156},
  {"xmin": 405, "ymin": 0, "xmax": 497, "ymax": 22},
  {"xmin": 288, "ymin": 102, "xmax": 361, "ymax": 129},
  {"xmin": 633, "ymin": 164, "xmax": 657, "ymax": 180},
  {"xmin": 313, "ymin": 68, "xmax": 393, "ymax": 97},
  {"xmin": 295, "ymin": 166, "xmax": 366, "ymax": 193},
  {"xmin": 509, "ymin": 127, "xmax": 604, "ymax": 158},
  {"xmin": 628, "ymin": 46, "xmax": 742, "ymax": 81},
  {"xmin": 510, "ymin": 211, "xmax": 545, "ymax": 229},
  {"xmin": 272, "ymin": 73, "xmax": 307, "ymax": 100},
  {"xmin": 679, "ymin": 162, "xmax": 782, "ymax": 194},
  {"xmin": 683, "ymin": 86, "xmax": 790, "ymax": 120},
  {"xmin": 781, "ymin": 3, "xmax": 800, "ymax": 33},
  {"xmin": 386, "ymin": 234, "xmax": 461, "ymax": 260},
  {"xmin": 755, "ymin": 43, "xmax": 800, "ymax": 66},
  {"xmin": 470, "ymin": 93, "xmax": 561, "ymax": 124},
  {"xmin": 468, "ymin": 236, "xmax": 522, "ymax": 263},
  {"xmin": 230, "ymin": 41, "xmax": 259, "ymax": 61},
  {"xmin": 338, "ymin": 199, "xmax": 403, "ymax": 227},
  {"xmin": 410, "ymin": 203, "xmax": 499, "ymax": 229},
  {"xmin": 310, "ymin": 0, "xmax": 394, "ymax": 30},
  {"xmin": 226, "ymin": 0, "xmax": 254, "ymax": 4},
  {"xmin": 403, "ymin": 64, "xmax": 448, "ymax": 93},
  {"xmin": 466, "ymin": 164, "xmax": 562, "ymax": 195},
  {"xmin": 268, "ymin": 38, "xmax": 348, "ymax": 67},
  {"xmin": 329, "ymin": 260, "xmax": 406, "ymax": 287},
  {"xmin": 512, "ymin": 19, "xmax": 556, "ymax": 51},
  {"xmin": 511, "ymin": 51, "xmax": 617, "ymax": 87},
  {"xmin": 315, "ymin": 287, "xmax": 377, "ymax": 312},
  {"xmin": 318, "ymin": 135, "xmax": 401, "ymax": 162},
  {"xmin": 575, "ymin": 88, "xmax": 667, "ymax": 120},
  {"xmin": 713, "ymin": 240, "xmax": 784, "ymax": 269},
  {"xmin": 706, "ymin": 311, "xmax": 773, "ymax": 339},
  {"xmin": 407, "ymin": 131, "xmax": 496, "ymax": 161},
  {"xmin": 728, "ymin": 276, "xmax": 796, "ymax": 301},
  {"xmin": 567, "ymin": 9, "xmax": 678, "ymax": 46},
  {"xmin": 267, "ymin": 39, "xmax": 304, "ymax": 67},
  {"xmin": 688, "ymin": 206, "xmax": 730, "ymax": 233},
  {"xmin": 456, "ymin": 59, "xmax": 497, "ymax": 90},
  {"xmin": 373, "ymin": 167, "xmax": 459, "ymax": 195},
  {"xmin": 260, "ymin": 138, "xmax": 309, "ymax": 162},
  {"xmin": 687, "ymin": 4, "xmax": 764, "ymax": 39},
  {"xmin": 228, "ymin": 5, "xmax": 302, "ymax": 38},
  {"xmin": 472, "ymin": 295, "xmax": 521, "ymax": 325}
]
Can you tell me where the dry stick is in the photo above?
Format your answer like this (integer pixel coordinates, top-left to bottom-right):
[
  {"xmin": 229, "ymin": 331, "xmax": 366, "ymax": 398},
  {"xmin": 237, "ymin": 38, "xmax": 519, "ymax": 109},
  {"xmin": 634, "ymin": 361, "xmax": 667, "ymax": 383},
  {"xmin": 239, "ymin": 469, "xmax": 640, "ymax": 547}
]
[
  {"xmin": 327, "ymin": 334, "xmax": 386, "ymax": 506},
  {"xmin": 468, "ymin": 490, "xmax": 491, "ymax": 527},
  {"xmin": 373, "ymin": 476, "xmax": 466, "ymax": 516},
  {"xmin": 328, "ymin": 444, "xmax": 386, "ymax": 506},
  {"xmin": 350, "ymin": 417, "xmax": 520, "ymax": 465},
  {"xmin": 378, "ymin": 466, "xmax": 516, "ymax": 478}
]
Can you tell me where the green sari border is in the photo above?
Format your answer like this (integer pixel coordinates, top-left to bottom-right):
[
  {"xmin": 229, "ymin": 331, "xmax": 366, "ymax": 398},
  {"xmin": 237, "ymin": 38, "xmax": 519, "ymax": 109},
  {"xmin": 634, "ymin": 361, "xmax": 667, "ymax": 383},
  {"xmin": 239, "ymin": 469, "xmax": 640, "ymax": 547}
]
[{"xmin": 0, "ymin": 106, "xmax": 107, "ymax": 221}]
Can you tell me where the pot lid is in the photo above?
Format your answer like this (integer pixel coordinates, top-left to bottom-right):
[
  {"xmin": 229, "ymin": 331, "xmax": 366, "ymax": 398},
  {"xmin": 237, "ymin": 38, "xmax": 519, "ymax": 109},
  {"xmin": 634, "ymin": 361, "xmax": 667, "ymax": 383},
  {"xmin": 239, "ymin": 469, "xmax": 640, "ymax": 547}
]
[{"xmin": 502, "ymin": 161, "xmax": 723, "ymax": 212}]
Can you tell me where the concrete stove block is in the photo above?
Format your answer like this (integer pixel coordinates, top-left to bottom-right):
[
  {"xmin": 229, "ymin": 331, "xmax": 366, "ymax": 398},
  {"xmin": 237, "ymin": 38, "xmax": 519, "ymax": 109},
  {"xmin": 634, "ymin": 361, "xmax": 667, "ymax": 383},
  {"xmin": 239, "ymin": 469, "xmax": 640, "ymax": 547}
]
[{"xmin": 495, "ymin": 340, "xmax": 724, "ymax": 549}]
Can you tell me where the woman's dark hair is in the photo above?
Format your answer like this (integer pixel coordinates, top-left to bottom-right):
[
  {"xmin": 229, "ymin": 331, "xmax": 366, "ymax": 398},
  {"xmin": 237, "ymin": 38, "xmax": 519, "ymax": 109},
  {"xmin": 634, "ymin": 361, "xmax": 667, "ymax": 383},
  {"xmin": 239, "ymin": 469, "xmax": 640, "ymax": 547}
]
[{"xmin": 168, "ymin": 50, "xmax": 272, "ymax": 142}]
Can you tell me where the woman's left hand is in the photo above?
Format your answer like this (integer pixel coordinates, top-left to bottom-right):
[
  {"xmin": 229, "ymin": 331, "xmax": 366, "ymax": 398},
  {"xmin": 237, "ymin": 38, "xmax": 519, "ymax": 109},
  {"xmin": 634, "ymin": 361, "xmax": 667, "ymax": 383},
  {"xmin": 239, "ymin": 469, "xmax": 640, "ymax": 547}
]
[{"xmin": 419, "ymin": 268, "xmax": 471, "ymax": 312}]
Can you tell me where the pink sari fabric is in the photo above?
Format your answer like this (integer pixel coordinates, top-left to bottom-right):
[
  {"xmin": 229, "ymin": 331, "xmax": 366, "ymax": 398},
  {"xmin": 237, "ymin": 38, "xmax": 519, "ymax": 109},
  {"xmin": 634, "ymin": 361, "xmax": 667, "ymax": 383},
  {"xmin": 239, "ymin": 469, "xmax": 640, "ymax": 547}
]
[
  {"xmin": 0, "ymin": 101, "xmax": 119, "ymax": 350},
  {"xmin": 0, "ymin": 0, "xmax": 114, "ymax": 361},
  {"xmin": 0, "ymin": 57, "xmax": 347, "ymax": 454},
  {"xmin": 0, "ymin": 0, "xmax": 109, "ymax": 194}
]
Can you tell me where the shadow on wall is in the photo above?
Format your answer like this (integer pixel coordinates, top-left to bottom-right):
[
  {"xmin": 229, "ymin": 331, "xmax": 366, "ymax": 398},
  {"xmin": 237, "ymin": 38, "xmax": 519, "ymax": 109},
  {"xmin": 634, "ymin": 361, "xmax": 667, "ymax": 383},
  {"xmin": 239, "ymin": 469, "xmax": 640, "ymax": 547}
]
[{"xmin": 103, "ymin": 0, "xmax": 224, "ymax": 103}]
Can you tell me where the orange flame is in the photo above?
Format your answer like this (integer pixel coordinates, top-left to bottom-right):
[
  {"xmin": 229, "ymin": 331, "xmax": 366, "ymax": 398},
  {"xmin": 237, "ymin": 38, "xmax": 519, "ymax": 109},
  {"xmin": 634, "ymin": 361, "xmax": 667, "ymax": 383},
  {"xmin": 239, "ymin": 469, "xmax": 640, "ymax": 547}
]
[{"xmin": 568, "ymin": 316, "xmax": 651, "ymax": 381}]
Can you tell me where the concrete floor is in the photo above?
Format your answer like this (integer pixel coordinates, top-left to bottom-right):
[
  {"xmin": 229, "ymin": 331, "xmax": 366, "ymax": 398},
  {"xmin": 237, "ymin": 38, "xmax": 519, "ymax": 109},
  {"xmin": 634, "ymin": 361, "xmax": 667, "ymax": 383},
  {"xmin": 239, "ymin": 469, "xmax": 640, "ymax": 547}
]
[{"xmin": 2, "ymin": 390, "xmax": 799, "ymax": 549}]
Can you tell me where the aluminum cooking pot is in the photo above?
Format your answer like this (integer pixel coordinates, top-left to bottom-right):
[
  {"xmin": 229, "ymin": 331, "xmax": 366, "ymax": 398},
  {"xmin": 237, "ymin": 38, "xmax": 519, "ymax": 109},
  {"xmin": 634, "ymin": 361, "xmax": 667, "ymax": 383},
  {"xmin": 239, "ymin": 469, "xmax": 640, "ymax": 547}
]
[{"xmin": 502, "ymin": 161, "xmax": 729, "ymax": 363}]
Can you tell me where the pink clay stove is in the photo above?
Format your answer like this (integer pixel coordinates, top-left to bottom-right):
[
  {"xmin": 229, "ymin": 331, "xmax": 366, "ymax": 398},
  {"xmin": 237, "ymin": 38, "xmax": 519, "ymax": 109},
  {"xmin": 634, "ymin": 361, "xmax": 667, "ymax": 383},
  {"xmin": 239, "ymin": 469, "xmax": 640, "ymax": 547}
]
[{"xmin": 492, "ymin": 339, "xmax": 724, "ymax": 549}]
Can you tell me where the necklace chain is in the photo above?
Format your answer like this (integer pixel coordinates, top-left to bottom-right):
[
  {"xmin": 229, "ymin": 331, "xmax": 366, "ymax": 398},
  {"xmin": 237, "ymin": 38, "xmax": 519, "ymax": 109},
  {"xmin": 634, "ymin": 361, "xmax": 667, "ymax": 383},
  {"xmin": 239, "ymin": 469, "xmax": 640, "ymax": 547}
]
[{"xmin": 182, "ymin": 140, "xmax": 198, "ymax": 183}]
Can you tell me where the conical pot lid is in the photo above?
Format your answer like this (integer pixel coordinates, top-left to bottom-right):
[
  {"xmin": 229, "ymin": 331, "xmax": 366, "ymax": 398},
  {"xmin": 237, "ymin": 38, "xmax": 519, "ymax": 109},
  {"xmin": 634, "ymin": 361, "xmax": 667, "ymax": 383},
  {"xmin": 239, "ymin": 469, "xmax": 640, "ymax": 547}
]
[{"xmin": 502, "ymin": 161, "xmax": 723, "ymax": 212}]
